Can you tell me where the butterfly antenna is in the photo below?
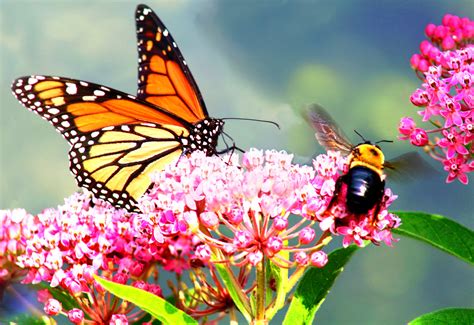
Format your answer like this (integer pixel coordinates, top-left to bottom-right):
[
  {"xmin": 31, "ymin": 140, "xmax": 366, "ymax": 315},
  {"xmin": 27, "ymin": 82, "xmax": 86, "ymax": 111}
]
[
  {"xmin": 221, "ymin": 117, "xmax": 280, "ymax": 130},
  {"xmin": 354, "ymin": 129, "xmax": 368, "ymax": 142}
]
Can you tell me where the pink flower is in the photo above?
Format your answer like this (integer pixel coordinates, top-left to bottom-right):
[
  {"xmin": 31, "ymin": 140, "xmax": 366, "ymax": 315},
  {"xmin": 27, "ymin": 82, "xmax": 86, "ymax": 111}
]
[
  {"xmin": 195, "ymin": 244, "xmax": 212, "ymax": 262},
  {"xmin": 337, "ymin": 220, "xmax": 371, "ymax": 248},
  {"xmin": 410, "ymin": 89, "xmax": 430, "ymax": 106},
  {"xmin": 399, "ymin": 14, "xmax": 473, "ymax": 185},
  {"xmin": 410, "ymin": 128, "xmax": 429, "ymax": 146},
  {"xmin": 443, "ymin": 155, "xmax": 473, "ymax": 184},
  {"xmin": 438, "ymin": 129, "xmax": 469, "ymax": 159},
  {"xmin": 68, "ymin": 308, "xmax": 84, "ymax": 324},
  {"xmin": 44, "ymin": 298, "xmax": 62, "ymax": 316},
  {"xmin": 37, "ymin": 289, "xmax": 52, "ymax": 303},
  {"xmin": 310, "ymin": 251, "xmax": 328, "ymax": 268},
  {"xmin": 110, "ymin": 314, "xmax": 128, "ymax": 325},
  {"xmin": 132, "ymin": 280, "xmax": 149, "ymax": 291}
]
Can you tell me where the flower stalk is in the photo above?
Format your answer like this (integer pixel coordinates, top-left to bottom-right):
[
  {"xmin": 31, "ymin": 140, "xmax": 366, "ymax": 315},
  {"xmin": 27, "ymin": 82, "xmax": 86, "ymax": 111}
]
[{"xmin": 255, "ymin": 258, "xmax": 266, "ymax": 323}]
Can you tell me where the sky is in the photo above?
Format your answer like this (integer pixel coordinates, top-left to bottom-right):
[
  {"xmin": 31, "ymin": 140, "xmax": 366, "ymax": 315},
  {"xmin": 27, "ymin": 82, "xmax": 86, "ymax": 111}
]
[{"xmin": 1, "ymin": 0, "xmax": 473, "ymax": 323}]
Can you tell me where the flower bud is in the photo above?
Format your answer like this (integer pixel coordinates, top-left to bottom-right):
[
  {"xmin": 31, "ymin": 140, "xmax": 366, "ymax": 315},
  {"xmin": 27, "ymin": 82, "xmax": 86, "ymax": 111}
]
[
  {"xmin": 294, "ymin": 251, "xmax": 309, "ymax": 266},
  {"xmin": 298, "ymin": 227, "xmax": 316, "ymax": 245},
  {"xmin": 44, "ymin": 298, "xmax": 62, "ymax": 316},
  {"xmin": 310, "ymin": 251, "xmax": 328, "ymax": 268},
  {"xmin": 195, "ymin": 244, "xmax": 212, "ymax": 262},
  {"xmin": 267, "ymin": 236, "xmax": 283, "ymax": 254},
  {"xmin": 199, "ymin": 211, "xmax": 219, "ymax": 230},
  {"xmin": 410, "ymin": 128, "xmax": 429, "ymax": 146},
  {"xmin": 68, "ymin": 308, "xmax": 84, "ymax": 324}
]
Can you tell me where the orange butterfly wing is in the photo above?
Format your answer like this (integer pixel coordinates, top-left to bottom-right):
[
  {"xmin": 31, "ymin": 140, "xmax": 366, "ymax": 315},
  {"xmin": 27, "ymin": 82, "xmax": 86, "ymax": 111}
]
[
  {"xmin": 136, "ymin": 4, "xmax": 207, "ymax": 123},
  {"xmin": 12, "ymin": 76, "xmax": 190, "ymax": 211}
]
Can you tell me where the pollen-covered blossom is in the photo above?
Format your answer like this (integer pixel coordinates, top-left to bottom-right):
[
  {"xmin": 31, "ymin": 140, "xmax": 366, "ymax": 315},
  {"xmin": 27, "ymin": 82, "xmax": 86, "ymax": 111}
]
[
  {"xmin": 400, "ymin": 14, "xmax": 473, "ymax": 184},
  {"xmin": 7, "ymin": 193, "xmax": 171, "ymax": 323},
  {"xmin": 138, "ymin": 149, "xmax": 399, "ymax": 269}
]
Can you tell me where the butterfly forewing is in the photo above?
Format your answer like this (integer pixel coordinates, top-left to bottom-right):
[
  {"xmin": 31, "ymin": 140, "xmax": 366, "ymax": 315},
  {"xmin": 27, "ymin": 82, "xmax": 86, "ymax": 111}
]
[
  {"xmin": 11, "ymin": 76, "xmax": 190, "ymax": 143},
  {"xmin": 135, "ymin": 4, "xmax": 208, "ymax": 123}
]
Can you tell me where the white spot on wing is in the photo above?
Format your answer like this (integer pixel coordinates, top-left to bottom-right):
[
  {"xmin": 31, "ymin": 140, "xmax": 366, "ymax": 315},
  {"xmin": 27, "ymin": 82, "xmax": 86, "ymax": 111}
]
[{"xmin": 66, "ymin": 83, "xmax": 77, "ymax": 95}]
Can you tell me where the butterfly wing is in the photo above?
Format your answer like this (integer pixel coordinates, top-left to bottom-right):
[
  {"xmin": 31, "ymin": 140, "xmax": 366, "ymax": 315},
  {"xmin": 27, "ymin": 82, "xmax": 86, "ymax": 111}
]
[
  {"xmin": 12, "ymin": 75, "xmax": 191, "ymax": 143},
  {"xmin": 12, "ymin": 75, "xmax": 189, "ymax": 211},
  {"xmin": 69, "ymin": 123, "xmax": 184, "ymax": 211},
  {"xmin": 305, "ymin": 103, "xmax": 353, "ymax": 155},
  {"xmin": 136, "ymin": 4, "xmax": 208, "ymax": 123}
]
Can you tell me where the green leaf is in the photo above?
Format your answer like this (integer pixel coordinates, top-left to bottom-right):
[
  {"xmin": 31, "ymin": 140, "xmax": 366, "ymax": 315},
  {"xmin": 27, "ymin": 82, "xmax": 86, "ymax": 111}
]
[
  {"xmin": 392, "ymin": 211, "xmax": 474, "ymax": 265},
  {"xmin": 409, "ymin": 307, "xmax": 474, "ymax": 324},
  {"xmin": 94, "ymin": 276, "xmax": 197, "ymax": 325},
  {"xmin": 214, "ymin": 263, "xmax": 252, "ymax": 322},
  {"xmin": 1, "ymin": 314, "xmax": 48, "ymax": 325},
  {"xmin": 283, "ymin": 245, "xmax": 359, "ymax": 325}
]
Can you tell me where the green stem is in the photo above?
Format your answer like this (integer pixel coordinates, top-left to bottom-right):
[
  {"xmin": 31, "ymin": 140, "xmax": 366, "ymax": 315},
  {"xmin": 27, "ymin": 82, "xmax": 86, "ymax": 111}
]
[{"xmin": 255, "ymin": 257, "xmax": 266, "ymax": 323}]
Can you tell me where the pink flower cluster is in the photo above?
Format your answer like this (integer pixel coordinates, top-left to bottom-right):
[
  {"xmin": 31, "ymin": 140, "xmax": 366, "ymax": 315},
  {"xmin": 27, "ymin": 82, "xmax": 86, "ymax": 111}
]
[
  {"xmin": 410, "ymin": 14, "xmax": 473, "ymax": 72},
  {"xmin": 138, "ymin": 149, "xmax": 399, "ymax": 270},
  {"xmin": 2, "ymin": 150, "xmax": 400, "ymax": 322},
  {"xmin": 400, "ymin": 14, "xmax": 473, "ymax": 184},
  {"xmin": 0, "ymin": 209, "xmax": 34, "ymax": 297},
  {"xmin": 7, "ymin": 193, "xmax": 167, "ymax": 323}
]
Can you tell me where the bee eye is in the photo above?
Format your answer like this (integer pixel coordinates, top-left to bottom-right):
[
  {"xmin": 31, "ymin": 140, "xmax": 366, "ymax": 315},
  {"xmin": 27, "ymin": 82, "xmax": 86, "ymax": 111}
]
[{"xmin": 370, "ymin": 148, "xmax": 378, "ymax": 156}]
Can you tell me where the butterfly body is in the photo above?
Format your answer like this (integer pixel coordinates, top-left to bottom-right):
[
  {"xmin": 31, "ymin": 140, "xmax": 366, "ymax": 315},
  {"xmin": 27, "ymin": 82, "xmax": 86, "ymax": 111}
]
[
  {"xmin": 185, "ymin": 118, "xmax": 225, "ymax": 155},
  {"xmin": 11, "ymin": 5, "xmax": 231, "ymax": 212}
]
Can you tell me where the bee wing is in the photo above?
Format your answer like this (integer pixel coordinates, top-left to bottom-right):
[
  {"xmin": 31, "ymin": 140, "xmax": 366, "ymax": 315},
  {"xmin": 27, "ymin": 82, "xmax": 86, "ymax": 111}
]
[
  {"xmin": 384, "ymin": 151, "xmax": 439, "ymax": 182},
  {"xmin": 305, "ymin": 103, "xmax": 353, "ymax": 155}
]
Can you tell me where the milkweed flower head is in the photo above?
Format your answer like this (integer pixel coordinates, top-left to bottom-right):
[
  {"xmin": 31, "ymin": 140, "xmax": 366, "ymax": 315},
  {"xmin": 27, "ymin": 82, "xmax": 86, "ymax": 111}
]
[
  {"xmin": 6, "ymin": 193, "xmax": 171, "ymax": 323},
  {"xmin": 138, "ymin": 149, "xmax": 400, "ymax": 269},
  {"xmin": 401, "ymin": 14, "xmax": 473, "ymax": 184}
]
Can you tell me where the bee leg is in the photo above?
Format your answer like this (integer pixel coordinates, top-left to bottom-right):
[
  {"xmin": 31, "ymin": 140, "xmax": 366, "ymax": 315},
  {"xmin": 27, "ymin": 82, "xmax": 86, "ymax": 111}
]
[
  {"xmin": 370, "ymin": 180, "xmax": 385, "ymax": 226},
  {"xmin": 320, "ymin": 175, "xmax": 346, "ymax": 218}
]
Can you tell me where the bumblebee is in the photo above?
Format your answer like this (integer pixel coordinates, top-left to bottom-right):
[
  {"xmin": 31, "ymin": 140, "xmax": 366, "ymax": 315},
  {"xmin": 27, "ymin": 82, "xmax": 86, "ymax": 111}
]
[{"xmin": 306, "ymin": 104, "xmax": 430, "ymax": 219}]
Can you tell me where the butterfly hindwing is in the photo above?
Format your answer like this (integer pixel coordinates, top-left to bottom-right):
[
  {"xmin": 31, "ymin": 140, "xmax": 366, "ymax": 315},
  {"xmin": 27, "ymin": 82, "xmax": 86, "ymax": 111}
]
[
  {"xmin": 135, "ymin": 4, "xmax": 207, "ymax": 123},
  {"xmin": 69, "ymin": 122, "xmax": 185, "ymax": 211}
]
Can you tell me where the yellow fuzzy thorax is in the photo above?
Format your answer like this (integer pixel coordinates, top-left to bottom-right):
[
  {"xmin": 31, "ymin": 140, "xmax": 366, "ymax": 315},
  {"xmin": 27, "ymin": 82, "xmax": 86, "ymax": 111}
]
[{"xmin": 348, "ymin": 143, "xmax": 385, "ymax": 176}]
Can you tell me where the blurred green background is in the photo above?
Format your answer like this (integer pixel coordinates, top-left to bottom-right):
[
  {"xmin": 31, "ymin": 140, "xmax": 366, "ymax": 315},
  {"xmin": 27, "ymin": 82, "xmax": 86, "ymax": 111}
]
[{"xmin": 1, "ymin": 0, "xmax": 473, "ymax": 323}]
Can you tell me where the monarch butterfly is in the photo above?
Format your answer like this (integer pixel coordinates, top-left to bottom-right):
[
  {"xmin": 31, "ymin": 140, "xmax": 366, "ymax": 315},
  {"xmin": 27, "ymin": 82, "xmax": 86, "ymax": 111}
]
[{"xmin": 11, "ymin": 5, "xmax": 232, "ymax": 212}]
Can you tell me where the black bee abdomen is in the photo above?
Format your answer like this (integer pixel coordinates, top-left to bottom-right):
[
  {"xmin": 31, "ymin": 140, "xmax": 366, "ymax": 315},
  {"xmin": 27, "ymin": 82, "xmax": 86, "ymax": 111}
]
[{"xmin": 344, "ymin": 166, "xmax": 384, "ymax": 214}]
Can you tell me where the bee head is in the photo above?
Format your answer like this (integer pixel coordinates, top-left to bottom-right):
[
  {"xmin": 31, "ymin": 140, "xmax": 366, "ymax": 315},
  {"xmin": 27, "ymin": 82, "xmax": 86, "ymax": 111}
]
[{"xmin": 350, "ymin": 143, "xmax": 385, "ymax": 172}]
